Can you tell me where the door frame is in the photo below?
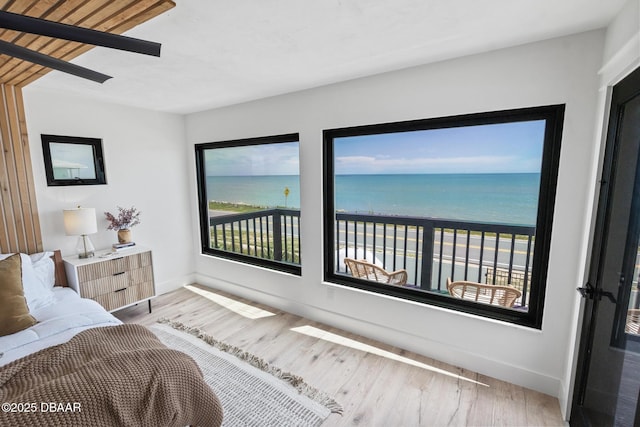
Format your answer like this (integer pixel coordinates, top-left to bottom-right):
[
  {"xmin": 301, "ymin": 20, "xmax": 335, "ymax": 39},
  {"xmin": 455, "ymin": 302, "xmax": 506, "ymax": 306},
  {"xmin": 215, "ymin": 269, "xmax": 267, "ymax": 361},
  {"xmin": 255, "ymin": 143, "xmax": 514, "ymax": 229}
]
[{"xmin": 571, "ymin": 66, "xmax": 640, "ymax": 424}]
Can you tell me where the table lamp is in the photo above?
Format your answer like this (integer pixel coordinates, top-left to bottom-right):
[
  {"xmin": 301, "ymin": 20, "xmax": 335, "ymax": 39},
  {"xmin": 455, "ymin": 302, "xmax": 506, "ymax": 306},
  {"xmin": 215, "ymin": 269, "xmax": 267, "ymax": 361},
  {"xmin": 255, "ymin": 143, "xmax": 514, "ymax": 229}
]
[{"xmin": 63, "ymin": 206, "xmax": 97, "ymax": 258}]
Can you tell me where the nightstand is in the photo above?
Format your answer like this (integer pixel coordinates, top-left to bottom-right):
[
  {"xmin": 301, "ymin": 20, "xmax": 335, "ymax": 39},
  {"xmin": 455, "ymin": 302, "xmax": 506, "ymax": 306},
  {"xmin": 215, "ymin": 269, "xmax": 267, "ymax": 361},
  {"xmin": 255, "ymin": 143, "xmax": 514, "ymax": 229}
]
[{"xmin": 63, "ymin": 246, "xmax": 156, "ymax": 313}]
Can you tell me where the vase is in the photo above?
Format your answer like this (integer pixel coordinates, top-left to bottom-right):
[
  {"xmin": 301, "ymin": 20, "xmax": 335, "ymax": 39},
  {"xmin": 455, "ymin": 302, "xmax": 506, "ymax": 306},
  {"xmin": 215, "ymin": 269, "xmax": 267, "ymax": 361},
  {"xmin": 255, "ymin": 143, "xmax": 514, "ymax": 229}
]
[{"xmin": 117, "ymin": 229, "xmax": 132, "ymax": 243}]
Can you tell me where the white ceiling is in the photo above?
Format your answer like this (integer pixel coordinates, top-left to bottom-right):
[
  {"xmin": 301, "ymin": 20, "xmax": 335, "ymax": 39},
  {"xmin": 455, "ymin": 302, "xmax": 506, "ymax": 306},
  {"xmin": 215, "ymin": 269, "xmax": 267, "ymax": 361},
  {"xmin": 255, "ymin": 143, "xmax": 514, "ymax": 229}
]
[{"xmin": 27, "ymin": 0, "xmax": 627, "ymax": 114}]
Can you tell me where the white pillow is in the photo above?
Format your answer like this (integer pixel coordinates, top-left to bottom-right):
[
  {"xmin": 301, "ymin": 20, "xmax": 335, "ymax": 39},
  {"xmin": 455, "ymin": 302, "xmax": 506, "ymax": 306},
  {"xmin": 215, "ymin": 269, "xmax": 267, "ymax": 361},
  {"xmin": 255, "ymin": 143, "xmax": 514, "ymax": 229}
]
[
  {"xmin": 0, "ymin": 253, "xmax": 55, "ymax": 311},
  {"xmin": 29, "ymin": 251, "xmax": 55, "ymax": 289}
]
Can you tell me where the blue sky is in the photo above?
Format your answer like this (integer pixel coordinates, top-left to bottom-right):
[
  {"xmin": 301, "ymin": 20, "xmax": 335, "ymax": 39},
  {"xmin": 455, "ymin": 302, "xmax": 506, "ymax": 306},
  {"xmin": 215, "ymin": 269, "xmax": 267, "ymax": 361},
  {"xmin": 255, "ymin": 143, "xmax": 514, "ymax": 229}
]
[
  {"xmin": 205, "ymin": 142, "xmax": 300, "ymax": 176},
  {"xmin": 205, "ymin": 120, "xmax": 546, "ymax": 176},
  {"xmin": 335, "ymin": 120, "xmax": 546, "ymax": 174}
]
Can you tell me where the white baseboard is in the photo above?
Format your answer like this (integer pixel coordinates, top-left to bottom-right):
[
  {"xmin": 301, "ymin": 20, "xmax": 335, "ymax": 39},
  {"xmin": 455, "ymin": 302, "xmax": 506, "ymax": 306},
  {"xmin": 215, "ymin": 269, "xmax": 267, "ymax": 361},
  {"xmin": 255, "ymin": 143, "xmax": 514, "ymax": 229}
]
[{"xmin": 156, "ymin": 273, "xmax": 196, "ymax": 295}]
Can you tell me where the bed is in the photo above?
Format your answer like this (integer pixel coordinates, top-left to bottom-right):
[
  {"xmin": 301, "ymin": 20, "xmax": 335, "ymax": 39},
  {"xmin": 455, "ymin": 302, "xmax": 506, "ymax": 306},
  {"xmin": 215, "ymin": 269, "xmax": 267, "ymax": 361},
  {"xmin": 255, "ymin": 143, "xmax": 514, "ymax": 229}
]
[{"xmin": 0, "ymin": 250, "xmax": 223, "ymax": 426}]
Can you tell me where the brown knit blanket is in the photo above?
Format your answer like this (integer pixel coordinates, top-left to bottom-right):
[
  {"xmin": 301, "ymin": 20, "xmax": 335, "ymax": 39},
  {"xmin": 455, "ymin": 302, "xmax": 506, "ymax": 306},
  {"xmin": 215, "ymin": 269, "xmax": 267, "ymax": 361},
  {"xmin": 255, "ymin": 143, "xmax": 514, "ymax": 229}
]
[{"xmin": 0, "ymin": 324, "xmax": 223, "ymax": 427}]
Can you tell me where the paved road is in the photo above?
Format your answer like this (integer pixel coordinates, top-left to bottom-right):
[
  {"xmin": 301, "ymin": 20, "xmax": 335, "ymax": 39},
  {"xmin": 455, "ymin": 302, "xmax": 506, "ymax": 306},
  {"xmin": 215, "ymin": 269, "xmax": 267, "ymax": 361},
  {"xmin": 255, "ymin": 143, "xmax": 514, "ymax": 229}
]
[{"xmin": 337, "ymin": 225, "xmax": 532, "ymax": 265}]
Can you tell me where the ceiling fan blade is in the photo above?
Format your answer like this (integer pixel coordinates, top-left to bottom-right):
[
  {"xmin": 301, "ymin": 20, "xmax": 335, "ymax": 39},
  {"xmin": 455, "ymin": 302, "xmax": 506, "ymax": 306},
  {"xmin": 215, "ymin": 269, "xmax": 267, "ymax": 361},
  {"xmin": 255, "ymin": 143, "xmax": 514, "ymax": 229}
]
[
  {"xmin": 0, "ymin": 11, "xmax": 161, "ymax": 57},
  {"xmin": 0, "ymin": 40, "xmax": 111, "ymax": 83}
]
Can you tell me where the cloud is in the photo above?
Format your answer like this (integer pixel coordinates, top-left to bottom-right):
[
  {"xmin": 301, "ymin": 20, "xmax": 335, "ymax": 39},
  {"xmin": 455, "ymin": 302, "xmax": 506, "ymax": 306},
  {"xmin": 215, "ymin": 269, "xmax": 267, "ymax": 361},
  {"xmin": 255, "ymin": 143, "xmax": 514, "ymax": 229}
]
[
  {"xmin": 335, "ymin": 155, "xmax": 378, "ymax": 164},
  {"xmin": 205, "ymin": 141, "xmax": 300, "ymax": 176},
  {"xmin": 335, "ymin": 154, "xmax": 521, "ymax": 174}
]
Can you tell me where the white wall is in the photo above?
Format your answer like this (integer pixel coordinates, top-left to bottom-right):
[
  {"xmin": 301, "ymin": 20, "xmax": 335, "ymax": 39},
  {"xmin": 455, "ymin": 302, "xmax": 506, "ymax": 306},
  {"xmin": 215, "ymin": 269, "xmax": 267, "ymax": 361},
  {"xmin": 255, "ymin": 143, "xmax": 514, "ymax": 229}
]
[
  {"xmin": 186, "ymin": 30, "xmax": 605, "ymax": 410},
  {"xmin": 22, "ymin": 89, "xmax": 193, "ymax": 295},
  {"xmin": 601, "ymin": 0, "xmax": 640, "ymax": 84}
]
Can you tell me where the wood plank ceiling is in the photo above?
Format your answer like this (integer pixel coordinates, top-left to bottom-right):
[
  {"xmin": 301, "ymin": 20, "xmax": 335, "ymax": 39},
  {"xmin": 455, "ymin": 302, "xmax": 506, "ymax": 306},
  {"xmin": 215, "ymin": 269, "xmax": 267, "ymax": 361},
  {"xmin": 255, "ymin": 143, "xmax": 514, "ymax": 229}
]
[
  {"xmin": 0, "ymin": 0, "xmax": 176, "ymax": 86},
  {"xmin": 0, "ymin": 0, "xmax": 174, "ymax": 254}
]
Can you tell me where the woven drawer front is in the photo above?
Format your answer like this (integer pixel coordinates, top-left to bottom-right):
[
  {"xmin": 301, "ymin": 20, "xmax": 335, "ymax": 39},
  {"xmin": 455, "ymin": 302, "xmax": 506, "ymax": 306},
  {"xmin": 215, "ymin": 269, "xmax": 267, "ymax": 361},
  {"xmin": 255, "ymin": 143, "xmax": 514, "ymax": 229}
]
[
  {"xmin": 93, "ymin": 281, "xmax": 154, "ymax": 312},
  {"xmin": 128, "ymin": 251, "xmax": 152, "ymax": 269},
  {"xmin": 129, "ymin": 265, "xmax": 153, "ymax": 285},
  {"xmin": 81, "ymin": 272, "xmax": 130, "ymax": 299},
  {"xmin": 77, "ymin": 257, "xmax": 128, "ymax": 282},
  {"xmin": 76, "ymin": 252, "xmax": 151, "ymax": 282}
]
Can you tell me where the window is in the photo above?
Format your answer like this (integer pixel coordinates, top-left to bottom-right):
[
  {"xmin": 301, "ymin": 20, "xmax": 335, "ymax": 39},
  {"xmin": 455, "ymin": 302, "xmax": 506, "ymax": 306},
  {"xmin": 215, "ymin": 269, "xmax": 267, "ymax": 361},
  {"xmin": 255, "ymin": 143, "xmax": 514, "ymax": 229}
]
[
  {"xmin": 41, "ymin": 134, "xmax": 107, "ymax": 186},
  {"xmin": 195, "ymin": 134, "xmax": 301, "ymax": 275},
  {"xmin": 323, "ymin": 105, "xmax": 564, "ymax": 327}
]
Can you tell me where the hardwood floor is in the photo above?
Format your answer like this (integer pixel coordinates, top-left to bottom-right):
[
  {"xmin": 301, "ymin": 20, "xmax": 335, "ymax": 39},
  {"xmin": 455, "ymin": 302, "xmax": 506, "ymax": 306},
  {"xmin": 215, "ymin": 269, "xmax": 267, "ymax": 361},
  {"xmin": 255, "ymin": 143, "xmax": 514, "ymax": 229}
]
[{"xmin": 114, "ymin": 284, "xmax": 566, "ymax": 426}]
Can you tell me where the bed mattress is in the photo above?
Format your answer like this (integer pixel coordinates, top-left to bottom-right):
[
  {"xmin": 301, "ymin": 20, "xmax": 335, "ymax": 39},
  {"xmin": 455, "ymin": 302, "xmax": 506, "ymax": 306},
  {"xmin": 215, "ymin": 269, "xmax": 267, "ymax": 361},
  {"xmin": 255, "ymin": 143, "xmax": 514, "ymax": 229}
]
[{"xmin": 0, "ymin": 287, "xmax": 121, "ymax": 367}]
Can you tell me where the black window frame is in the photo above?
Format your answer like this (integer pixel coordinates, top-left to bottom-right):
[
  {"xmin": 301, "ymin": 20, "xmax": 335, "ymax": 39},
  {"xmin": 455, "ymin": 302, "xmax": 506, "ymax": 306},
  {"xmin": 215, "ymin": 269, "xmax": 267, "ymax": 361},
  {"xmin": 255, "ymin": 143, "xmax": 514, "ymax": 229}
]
[
  {"xmin": 195, "ymin": 133, "xmax": 301, "ymax": 276},
  {"xmin": 41, "ymin": 134, "xmax": 107, "ymax": 186},
  {"xmin": 323, "ymin": 105, "xmax": 565, "ymax": 328}
]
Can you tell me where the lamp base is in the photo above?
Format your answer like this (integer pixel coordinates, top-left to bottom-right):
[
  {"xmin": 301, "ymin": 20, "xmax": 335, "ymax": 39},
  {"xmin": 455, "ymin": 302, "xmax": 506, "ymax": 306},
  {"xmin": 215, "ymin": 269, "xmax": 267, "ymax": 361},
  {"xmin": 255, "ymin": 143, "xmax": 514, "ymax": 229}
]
[{"xmin": 76, "ymin": 235, "xmax": 95, "ymax": 259}]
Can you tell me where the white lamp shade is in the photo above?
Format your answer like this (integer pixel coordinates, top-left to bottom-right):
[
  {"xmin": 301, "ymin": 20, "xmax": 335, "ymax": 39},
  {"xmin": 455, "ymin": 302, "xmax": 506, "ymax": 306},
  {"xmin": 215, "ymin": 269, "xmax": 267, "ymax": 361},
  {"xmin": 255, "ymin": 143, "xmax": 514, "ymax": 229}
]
[{"xmin": 63, "ymin": 207, "xmax": 97, "ymax": 236}]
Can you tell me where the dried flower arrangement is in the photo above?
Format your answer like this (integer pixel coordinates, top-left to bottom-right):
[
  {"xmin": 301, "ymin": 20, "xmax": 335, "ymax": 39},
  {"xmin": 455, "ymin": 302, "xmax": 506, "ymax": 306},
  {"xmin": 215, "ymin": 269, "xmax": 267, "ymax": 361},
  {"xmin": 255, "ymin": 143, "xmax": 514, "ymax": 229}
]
[{"xmin": 104, "ymin": 206, "xmax": 141, "ymax": 231}]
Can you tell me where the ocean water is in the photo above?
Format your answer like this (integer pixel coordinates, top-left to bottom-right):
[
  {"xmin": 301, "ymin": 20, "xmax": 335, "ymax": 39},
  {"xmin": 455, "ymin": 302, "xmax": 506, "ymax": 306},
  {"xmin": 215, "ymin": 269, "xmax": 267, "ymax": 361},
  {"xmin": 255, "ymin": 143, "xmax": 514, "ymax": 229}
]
[
  {"xmin": 206, "ymin": 173, "xmax": 540, "ymax": 226},
  {"xmin": 207, "ymin": 175, "xmax": 301, "ymax": 209}
]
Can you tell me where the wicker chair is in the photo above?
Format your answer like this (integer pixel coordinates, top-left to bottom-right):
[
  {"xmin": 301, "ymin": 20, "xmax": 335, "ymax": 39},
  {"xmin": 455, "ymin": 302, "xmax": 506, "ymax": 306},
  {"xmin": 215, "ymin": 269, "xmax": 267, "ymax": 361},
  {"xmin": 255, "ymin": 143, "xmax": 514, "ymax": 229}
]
[
  {"xmin": 626, "ymin": 309, "xmax": 640, "ymax": 335},
  {"xmin": 446, "ymin": 277, "xmax": 522, "ymax": 308},
  {"xmin": 344, "ymin": 258, "xmax": 408, "ymax": 286}
]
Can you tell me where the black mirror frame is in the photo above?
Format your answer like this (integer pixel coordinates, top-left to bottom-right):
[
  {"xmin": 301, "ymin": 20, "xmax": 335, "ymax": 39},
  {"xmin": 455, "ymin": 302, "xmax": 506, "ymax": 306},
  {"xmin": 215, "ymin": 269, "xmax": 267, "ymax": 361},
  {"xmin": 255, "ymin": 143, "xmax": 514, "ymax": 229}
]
[{"xmin": 41, "ymin": 134, "xmax": 107, "ymax": 186}]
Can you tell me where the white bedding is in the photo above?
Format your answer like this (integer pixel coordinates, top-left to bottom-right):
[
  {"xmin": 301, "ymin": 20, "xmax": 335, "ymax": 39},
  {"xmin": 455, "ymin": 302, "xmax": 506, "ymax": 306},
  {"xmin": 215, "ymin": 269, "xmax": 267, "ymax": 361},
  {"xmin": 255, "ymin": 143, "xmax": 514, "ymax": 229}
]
[{"xmin": 0, "ymin": 287, "xmax": 121, "ymax": 367}]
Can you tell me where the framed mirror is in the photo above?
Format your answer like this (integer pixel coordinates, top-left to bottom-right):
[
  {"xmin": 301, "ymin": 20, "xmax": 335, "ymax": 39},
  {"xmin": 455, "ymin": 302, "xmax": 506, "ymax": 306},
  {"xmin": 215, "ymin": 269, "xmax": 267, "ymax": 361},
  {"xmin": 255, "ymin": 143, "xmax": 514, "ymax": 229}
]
[{"xmin": 41, "ymin": 134, "xmax": 107, "ymax": 186}]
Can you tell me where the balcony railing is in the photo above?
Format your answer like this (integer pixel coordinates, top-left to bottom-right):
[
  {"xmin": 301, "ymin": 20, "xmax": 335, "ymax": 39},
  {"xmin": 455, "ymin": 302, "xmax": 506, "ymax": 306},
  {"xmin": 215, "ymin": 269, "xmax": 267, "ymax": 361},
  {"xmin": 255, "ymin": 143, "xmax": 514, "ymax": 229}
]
[
  {"xmin": 209, "ymin": 208, "xmax": 300, "ymax": 264},
  {"xmin": 335, "ymin": 212, "xmax": 535, "ymax": 307},
  {"xmin": 207, "ymin": 208, "xmax": 535, "ymax": 307}
]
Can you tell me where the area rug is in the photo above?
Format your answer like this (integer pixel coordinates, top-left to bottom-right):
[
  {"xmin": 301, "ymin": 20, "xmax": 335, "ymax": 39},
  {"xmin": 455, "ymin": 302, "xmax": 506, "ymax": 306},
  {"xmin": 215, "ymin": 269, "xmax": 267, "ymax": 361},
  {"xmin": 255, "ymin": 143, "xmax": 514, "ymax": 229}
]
[{"xmin": 151, "ymin": 319, "xmax": 342, "ymax": 427}]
